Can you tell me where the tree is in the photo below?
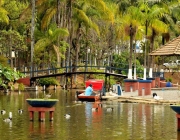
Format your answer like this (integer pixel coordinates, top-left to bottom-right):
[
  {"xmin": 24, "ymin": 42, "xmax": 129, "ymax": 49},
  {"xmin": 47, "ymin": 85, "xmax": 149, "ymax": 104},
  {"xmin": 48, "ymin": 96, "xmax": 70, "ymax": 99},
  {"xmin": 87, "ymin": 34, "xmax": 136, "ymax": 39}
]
[
  {"xmin": 120, "ymin": 6, "xmax": 144, "ymax": 79},
  {"xmin": 34, "ymin": 24, "xmax": 69, "ymax": 67},
  {"xmin": 0, "ymin": 0, "xmax": 9, "ymax": 24},
  {"xmin": 139, "ymin": 1, "xmax": 169, "ymax": 78}
]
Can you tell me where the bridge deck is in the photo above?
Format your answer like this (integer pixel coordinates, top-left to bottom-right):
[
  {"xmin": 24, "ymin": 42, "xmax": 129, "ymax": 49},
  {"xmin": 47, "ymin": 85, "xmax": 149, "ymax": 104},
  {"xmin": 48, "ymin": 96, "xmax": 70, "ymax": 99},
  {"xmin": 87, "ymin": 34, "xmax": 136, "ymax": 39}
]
[{"xmin": 30, "ymin": 71, "xmax": 127, "ymax": 81}]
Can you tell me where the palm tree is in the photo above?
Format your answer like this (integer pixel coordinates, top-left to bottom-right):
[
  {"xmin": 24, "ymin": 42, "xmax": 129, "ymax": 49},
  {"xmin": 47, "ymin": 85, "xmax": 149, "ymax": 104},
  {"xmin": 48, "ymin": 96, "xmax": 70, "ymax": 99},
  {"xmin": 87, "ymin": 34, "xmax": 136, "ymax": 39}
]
[
  {"xmin": 69, "ymin": 0, "xmax": 114, "ymax": 82},
  {"xmin": 139, "ymin": 1, "xmax": 168, "ymax": 79},
  {"xmin": 120, "ymin": 6, "xmax": 144, "ymax": 79},
  {"xmin": 34, "ymin": 24, "xmax": 69, "ymax": 67},
  {"xmin": 157, "ymin": 0, "xmax": 180, "ymax": 43},
  {"xmin": 149, "ymin": 0, "xmax": 180, "ymax": 71}
]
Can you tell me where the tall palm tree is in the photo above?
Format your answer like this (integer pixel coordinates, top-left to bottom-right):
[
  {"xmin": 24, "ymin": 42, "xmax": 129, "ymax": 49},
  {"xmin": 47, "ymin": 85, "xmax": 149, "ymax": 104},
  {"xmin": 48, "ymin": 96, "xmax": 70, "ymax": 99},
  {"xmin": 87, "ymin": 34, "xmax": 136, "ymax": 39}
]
[
  {"xmin": 69, "ymin": 0, "xmax": 114, "ymax": 83},
  {"xmin": 71, "ymin": 0, "xmax": 114, "ymax": 65},
  {"xmin": 139, "ymin": 1, "xmax": 168, "ymax": 78},
  {"xmin": 121, "ymin": 6, "xmax": 144, "ymax": 79}
]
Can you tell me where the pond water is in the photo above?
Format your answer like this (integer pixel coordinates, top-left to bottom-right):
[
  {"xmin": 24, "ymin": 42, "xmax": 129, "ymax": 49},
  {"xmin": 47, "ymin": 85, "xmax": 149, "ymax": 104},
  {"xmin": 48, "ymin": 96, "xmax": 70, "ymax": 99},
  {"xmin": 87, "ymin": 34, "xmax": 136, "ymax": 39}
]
[{"xmin": 0, "ymin": 89, "xmax": 179, "ymax": 140}]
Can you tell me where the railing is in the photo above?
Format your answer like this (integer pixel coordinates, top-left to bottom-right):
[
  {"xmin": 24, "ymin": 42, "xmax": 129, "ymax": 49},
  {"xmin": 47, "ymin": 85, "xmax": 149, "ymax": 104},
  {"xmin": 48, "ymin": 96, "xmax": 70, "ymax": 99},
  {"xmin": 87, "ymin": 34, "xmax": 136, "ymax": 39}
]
[
  {"xmin": 17, "ymin": 64, "xmax": 164, "ymax": 79},
  {"xmin": 18, "ymin": 65, "xmax": 109, "ymax": 77}
]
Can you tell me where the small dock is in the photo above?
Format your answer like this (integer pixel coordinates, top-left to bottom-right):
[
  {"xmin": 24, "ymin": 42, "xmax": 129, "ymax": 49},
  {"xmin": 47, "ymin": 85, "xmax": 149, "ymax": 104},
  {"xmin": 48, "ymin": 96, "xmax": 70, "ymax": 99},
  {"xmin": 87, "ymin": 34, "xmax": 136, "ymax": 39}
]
[
  {"xmin": 102, "ymin": 95, "xmax": 180, "ymax": 105},
  {"xmin": 101, "ymin": 87, "xmax": 180, "ymax": 105}
]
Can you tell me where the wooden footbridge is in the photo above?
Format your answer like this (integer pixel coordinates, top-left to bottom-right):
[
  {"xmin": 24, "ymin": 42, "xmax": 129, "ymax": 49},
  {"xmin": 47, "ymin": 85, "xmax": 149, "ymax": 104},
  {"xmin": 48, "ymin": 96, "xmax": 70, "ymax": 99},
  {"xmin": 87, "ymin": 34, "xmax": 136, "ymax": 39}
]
[
  {"xmin": 18, "ymin": 64, "xmax": 164, "ymax": 90},
  {"xmin": 19, "ymin": 65, "xmax": 128, "ymax": 89}
]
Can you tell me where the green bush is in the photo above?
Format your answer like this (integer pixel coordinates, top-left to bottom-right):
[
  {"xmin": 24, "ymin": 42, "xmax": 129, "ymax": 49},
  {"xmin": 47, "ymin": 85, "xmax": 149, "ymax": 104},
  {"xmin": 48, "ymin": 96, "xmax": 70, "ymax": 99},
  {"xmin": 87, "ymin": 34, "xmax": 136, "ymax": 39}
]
[
  {"xmin": 18, "ymin": 83, "xmax": 25, "ymax": 91},
  {"xmin": 0, "ymin": 55, "xmax": 9, "ymax": 67},
  {"xmin": 39, "ymin": 77, "xmax": 59, "ymax": 87},
  {"xmin": 166, "ymin": 77, "xmax": 172, "ymax": 82},
  {"xmin": 0, "ymin": 63, "xmax": 25, "ymax": 89}
]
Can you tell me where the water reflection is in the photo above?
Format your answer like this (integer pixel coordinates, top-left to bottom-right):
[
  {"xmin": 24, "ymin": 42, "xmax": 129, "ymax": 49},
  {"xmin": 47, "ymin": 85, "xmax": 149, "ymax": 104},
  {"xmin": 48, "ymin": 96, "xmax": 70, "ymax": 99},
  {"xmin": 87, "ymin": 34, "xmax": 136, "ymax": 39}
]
[
  {"xmin": 29, "ymin": 121, "xmax": 54, "ymax": 138},
  {"xmin": 85, "ymin": 102, "xmax": 103, "ymax": 127},
  {"xmin": 0, "ymin": 90, "xmax": 178, "ymax": 140}
]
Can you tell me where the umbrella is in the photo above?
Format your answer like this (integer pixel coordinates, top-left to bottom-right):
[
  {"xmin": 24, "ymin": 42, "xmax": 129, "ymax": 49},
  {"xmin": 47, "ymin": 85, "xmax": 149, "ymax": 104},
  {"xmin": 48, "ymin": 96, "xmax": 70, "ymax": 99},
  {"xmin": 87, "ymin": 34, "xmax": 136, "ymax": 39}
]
[{"xmin": 149, "ymin": 35, "xmax": 180, "ymax": 56}]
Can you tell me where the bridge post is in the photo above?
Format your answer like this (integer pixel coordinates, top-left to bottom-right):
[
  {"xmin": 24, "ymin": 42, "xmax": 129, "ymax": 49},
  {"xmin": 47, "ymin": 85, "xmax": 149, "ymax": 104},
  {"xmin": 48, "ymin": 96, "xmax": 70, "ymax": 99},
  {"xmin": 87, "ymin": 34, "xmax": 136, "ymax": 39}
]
[
  {"xmin": 105, "ymin": 66, "xmax": 107, "ymax": 73},
  {"xmin": 35, "ymin": 66, "xmax": 38, "ymax": 76},
  {"xmin": 105, "ymin": 74, "xmax": 107, "ymax": 95},
  {"xmin": 48, "ymin": 65, "xmax": 50, "ymax": 75},
  {"xmin": 84, "ymin": 60, "xmax": 88, "ymax": 82},
  {"xmin": 65, "ymin": 74, "xmax": 68, "ymax": 90},
  {"xmin": 108, "ymin": 75, "xmax": 110, "ymax": 90},
  {"xmin": 70, "ymin": 74, "xmax": 73, "ymax": 89},
  {"xmin": 30, "ymin": 78, "xmax": 34, "ymax": 87}
]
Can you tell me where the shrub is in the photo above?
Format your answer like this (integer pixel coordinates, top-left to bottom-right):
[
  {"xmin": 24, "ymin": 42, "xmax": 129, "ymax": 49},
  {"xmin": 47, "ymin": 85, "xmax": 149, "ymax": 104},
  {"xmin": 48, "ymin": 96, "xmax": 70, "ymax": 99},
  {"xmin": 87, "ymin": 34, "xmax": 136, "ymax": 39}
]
[
  {"xmin": 39, "ymin": 77, "xmax": 59, "ymax": 87},
  {"xmin": 0, "ymin": 63, "xmax": 25, "ymax": 89},
  {"xmin": 0, "ymin": 55, "xmax": 9, "ymax": 67},
  {"xmin": 18, "ymin": 83, "xmax": 25, "ymax": 91},
  {"xmin": 166, "ymin": 77, "xmax": 172, "ymax": 82}
]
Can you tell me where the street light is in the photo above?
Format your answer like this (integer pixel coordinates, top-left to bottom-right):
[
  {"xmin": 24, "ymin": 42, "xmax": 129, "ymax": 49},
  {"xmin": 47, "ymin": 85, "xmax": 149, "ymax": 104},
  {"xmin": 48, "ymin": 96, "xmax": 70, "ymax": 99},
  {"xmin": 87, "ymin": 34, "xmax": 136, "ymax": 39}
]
[
  {"xmin": 11, "ymin": 50, "xmax": 15, "ymax": 68},
  {"xmin": 87, "ymin": 48, "xmax": 90, "ymax": 66},
  {"xmin": 11, "ymin": 50, "xmax": 15, "ymax": 58}
]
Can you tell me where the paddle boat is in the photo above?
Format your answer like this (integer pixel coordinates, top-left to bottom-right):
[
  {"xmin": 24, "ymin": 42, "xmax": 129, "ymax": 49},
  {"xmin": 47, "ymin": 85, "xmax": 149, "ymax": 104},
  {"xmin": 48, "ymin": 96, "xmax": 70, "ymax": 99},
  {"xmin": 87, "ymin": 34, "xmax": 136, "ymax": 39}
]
[
  {"xmin": 76, "ymin": 79, "xmax": 104, "ymax": 102},
  {"xmin": 76, "ymin": 90, "xmax": 101, "ymax": 102}
]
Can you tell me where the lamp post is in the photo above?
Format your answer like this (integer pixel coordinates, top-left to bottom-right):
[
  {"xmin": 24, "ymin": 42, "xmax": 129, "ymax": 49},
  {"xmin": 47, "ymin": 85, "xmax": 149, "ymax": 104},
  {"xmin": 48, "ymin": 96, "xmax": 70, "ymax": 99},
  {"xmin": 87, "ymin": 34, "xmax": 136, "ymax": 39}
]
[
  {"xmin": 11, "ymin": 50, "xmax": 15, "ymax": 68},
  {"xmin": 87, "ymin": 48, "xmax": 90, "ymax": 67},
  {"xmin": 15, "ymin": 51, "xmax": 18, "ymax": 69}
]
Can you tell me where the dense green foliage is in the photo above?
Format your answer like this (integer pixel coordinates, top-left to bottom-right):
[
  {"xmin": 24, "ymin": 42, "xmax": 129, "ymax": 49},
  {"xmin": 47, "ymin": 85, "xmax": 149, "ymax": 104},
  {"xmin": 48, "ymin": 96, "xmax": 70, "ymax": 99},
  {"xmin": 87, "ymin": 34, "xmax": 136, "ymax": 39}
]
[
  {"xmin": 0, "ymin": 55, "xmax": 9, "ymax": 67},
  {"xmin": 0, "ymin": 0, "xmax": 180, "ymax": 86},
  {"xmin": 0, "ymin": 63, "xmax": 25, "ymax": 89},
  {"xmin": 39, "ymin": 77, "xmax": 59, "ymax": 87}
]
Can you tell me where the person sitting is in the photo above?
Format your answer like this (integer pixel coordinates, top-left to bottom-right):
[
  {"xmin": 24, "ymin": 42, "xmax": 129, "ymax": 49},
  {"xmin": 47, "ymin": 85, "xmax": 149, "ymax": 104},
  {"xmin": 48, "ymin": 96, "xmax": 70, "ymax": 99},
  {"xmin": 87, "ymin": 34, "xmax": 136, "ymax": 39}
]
[{"xmin": 85, "ymin": 84, "xmax": 97, "ymax": 96}]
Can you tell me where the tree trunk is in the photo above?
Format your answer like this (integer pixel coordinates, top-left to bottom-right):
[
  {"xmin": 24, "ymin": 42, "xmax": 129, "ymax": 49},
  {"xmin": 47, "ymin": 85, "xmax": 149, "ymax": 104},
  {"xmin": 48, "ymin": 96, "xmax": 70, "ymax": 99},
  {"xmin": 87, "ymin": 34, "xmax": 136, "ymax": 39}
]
[
  {"xmin": 149, "ymin": 30, "xmax": 155, "ymax": 78},
  {"xmin": 143, "ymin": 20, "xmax": 148, "ymax": 80},
  {"xmin": 30, "ymin": 0, "xmax": 36, "ymax": 78},
  {"xmin": 128, "ymin": 25, "xmax": 133, "ymax": 79},
  {"xmin": 56, "ymin": 0, "xmax": 61, "ymax": 67}
]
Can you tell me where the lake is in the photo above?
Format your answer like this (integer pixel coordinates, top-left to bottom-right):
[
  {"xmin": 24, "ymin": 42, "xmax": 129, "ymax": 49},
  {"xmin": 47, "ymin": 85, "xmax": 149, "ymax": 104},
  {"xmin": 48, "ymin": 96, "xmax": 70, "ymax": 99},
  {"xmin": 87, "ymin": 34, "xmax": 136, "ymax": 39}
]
[{"xmin": 0, "ymin": 89, "xmax": 178, "ymax": 140}]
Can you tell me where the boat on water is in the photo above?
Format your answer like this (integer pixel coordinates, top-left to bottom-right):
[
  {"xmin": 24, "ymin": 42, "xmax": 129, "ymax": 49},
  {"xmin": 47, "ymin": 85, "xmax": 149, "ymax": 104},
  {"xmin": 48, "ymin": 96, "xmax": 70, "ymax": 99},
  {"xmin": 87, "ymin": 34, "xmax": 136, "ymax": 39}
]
[
  {"xmin": 76, "ymin": 79, "xmax": 104, "ymax": 102},
  {"xmin": 76, "ymin": 79, "xmax": 123, "ymax": 101},
  {"xmin": 76, "ymin": 91, "xmax": 101, "ymax": 102}
]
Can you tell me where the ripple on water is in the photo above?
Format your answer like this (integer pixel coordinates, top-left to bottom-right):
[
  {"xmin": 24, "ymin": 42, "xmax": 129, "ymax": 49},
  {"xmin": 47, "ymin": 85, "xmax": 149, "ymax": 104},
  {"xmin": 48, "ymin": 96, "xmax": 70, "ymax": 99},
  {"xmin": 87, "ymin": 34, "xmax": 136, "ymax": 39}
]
[{"xmin": 0, "ymin": 91, "xmax": 178, "ymax": 140}]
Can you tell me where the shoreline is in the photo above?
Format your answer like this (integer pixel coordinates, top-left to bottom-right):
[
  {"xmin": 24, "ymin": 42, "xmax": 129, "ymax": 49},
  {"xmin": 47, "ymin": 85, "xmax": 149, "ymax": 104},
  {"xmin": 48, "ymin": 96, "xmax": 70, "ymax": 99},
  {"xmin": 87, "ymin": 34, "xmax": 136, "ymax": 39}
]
[{"xmin": 102, "ymin": 87, "xmax": 180, "ymax": 105}]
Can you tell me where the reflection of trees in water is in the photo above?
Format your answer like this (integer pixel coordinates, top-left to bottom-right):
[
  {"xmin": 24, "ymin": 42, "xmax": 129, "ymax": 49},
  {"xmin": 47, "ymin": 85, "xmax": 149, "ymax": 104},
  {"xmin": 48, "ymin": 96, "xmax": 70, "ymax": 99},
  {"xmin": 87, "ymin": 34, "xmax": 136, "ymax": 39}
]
[{"xmin": 85, "ymin": 102, "xmax": 92, "ymax": 128}]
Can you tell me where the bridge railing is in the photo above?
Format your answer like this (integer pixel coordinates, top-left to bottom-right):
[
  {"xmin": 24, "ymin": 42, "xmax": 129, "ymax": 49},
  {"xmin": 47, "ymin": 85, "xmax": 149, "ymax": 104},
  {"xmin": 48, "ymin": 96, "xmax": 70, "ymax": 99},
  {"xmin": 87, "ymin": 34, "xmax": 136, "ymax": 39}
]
[
  {"xmin": 17, "ymin": 64, "xmax": 164, "ymax": 79},
  {"xmin": 17, "ymin": 65, "xmax": 141, "ymax": 77},
  {"xmin": 18, "ymin": 65, "xmax": 112, "ymax": 77}
]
